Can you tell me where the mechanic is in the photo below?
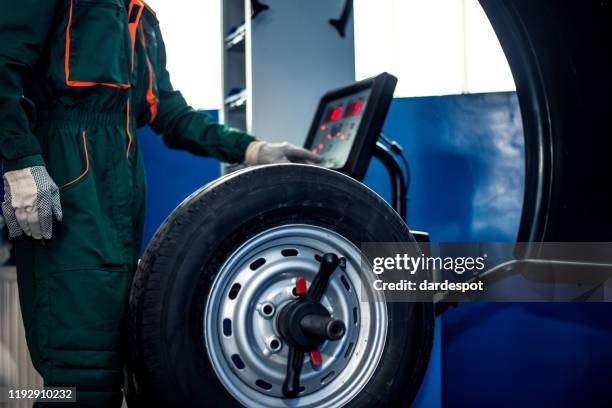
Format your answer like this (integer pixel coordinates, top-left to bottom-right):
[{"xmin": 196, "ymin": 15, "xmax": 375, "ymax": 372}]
[{"xmin": 0, "ymin": 1, "xmax": 320, "ymax": 406}]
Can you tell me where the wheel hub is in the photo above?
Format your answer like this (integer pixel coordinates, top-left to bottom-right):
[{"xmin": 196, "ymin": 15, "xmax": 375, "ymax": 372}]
[
  {"xmin": 277, "ymin": 298, "xmax": 344, "ymax": 350},
  {"xmin": 204, "ymin": 225, "xmax": 388, "ymax": 408}
]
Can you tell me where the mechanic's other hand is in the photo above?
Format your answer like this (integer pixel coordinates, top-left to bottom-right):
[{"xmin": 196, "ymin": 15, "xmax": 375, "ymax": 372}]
[
  {"xmin": 245, "ymin": 141, "xmax": 324, "ymax": 165},
  {"xmin": 2, "ymin": 166, "xmax": 63, "ymax": 240}
]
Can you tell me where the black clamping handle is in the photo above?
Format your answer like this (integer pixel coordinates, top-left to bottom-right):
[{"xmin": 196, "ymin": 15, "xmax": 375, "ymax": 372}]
[
  {"xmin": 282, "ymin": 346, "xmax": 304, "ymax": 398},
  {"xmin": 281, "ymin": 252, "xmax": 342, "ymax": 398},
  {"xmin": 308, "ymin": 253, "xmax": 340, "ymax": 301}
]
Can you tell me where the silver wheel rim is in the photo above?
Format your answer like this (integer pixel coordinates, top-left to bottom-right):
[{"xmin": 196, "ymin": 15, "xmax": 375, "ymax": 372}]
[{"xmin": 204, "ymin": 224, "xmax": 388, "ymax": 407}]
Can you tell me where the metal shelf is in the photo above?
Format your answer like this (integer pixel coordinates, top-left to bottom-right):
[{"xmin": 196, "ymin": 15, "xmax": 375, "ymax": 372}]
[
  {"xmin": 225, "ymin": 24, "xmax": 246, "ymax": 52},
  {"xmin": 225, "ymin": 89, "xmax": 247, "ymax": 110}
]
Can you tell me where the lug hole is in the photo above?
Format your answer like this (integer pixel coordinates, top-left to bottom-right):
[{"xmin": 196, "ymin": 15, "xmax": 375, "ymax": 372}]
[
  {"xmin": 259, "ymin": 302, "xmax": 275, "ymax": 318},
  {"xmin": 228, "ymin": 283, "xmax": 241, "ymax": 300},
  {"xmin": 231, "ymin": 354, "xmax": 245, "ymax": 370},
  {"xmin": 256, "ymin": 379, "xmax": 272, "ymax": 390},
  {"xmin": 250, "ymin": 258, "xmax": 266, "ymax": 270},
  {"xmin": 269, "ymin": 338, "xmax": 281, "ymax": 351},
  {"xmin": 321, "ymin": 371, "xmax": 336, "ymax": 384},
  {"xmin": 341, "ymin": 275, "xmax": 351, "ymax": 292},
  {"xmin": 281, "ymin": 248, "xmax": 299, "ymax": 257},
  {"xmin": 344, "ymin": 342, "xmax": 355, "ymax": 358},
  {"xmin": 222, "ymin": 318, "xmax": 232, "ymax": 336}
]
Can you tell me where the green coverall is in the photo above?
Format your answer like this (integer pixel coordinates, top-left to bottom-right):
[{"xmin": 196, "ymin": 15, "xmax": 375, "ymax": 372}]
[{"xmin": 0, "ymin": 0, "xmax": 254, "ymax": 406}]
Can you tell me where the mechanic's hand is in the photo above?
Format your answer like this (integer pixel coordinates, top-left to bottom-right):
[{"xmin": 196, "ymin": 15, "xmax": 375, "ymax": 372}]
[
  {"xmin": 2, "ymin": 166, "xmax": 62, "ymax": 240},
  {"xmin": 245, "ymin": 141, "xmax": 324, "ymax": 165}
]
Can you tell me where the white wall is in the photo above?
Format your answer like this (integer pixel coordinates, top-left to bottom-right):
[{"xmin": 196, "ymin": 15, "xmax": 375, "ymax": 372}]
[
  {"xmin": 145, "ymin": 0, "xmax": 221, "ymax": 110},
  {"xmin": 354, "ymin": 0, "xmax": 515, "ymax": 97},
  {"xmin": 463, "ymin": 0, "xmax": 515, "ymax": 93},
  {"xmin": 247, "ymin": 0, "xmax": 355, "ymax": 144},
  {"xmin": 146, "ymin": 0, "xmax": 514, "ymax": 109}
]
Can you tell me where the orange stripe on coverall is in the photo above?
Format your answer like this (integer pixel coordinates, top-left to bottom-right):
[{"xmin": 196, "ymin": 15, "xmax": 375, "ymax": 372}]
[
  {"xmin": 64, "ymin": 0, "xmax": 131, "ymax": 89},
  {"xmin": 61, "ymin": 131, "xmax": 90, "ymax": 188},
  {"xmin": 139, "ymin": 21, "xmax": 158, "ymax": 123}
]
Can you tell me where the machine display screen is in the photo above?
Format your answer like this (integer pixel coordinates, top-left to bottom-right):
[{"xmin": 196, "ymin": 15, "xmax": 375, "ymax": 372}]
[{"xmin": 310, "ymin": 88, "xmax": 372, "ymax": 168}]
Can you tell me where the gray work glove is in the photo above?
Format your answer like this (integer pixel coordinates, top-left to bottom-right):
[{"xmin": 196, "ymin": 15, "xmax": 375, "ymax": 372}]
[
  {"xmin": 2, "ymin": 166, "xmax": 62, "ymax": 240},
  {"xmin": 244, "ymin": 141, "xmax": 323, "ymax": 165}
]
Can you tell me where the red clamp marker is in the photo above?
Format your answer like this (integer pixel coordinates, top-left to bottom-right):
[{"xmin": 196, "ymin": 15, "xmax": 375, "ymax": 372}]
[
  {"xmin": 295, "ymin": 276, "xmax": 307, "ymax": 296},
  {"xmin": 310, "ymin": 350, "xmax": 322, "ymax": 368}
]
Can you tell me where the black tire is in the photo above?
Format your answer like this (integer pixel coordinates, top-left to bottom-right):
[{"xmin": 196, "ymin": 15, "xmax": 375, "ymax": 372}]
[{"xmin": 128, "ymin": 164, "xmax": 434, "ymax": 407}]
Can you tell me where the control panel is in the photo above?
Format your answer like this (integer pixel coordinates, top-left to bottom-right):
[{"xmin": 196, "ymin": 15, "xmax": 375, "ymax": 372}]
[
  {"xmin": 304, "ymin": 72, "xmax": 397, "ymax": 180},
  {"xmin": 309, "ymin": 88, "xmax": 372, "ymax": 169}
]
